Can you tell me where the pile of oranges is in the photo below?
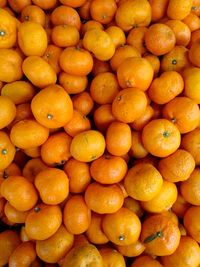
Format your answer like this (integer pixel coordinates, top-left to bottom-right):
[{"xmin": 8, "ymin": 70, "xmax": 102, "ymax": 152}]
[{"xmin": 1, "ymin": 0, "xmax": 200, "ymax": 266}]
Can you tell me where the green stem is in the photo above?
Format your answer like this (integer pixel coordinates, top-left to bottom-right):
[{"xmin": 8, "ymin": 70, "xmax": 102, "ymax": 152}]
[{"xmin": 144, "ymin": 231, "xmax": 163, "ymax": 243}]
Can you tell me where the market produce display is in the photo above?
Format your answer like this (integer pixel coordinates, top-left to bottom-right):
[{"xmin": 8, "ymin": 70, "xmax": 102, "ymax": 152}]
[{"xmin": 1, "ymin": 0, "xmax": 200, "ymax": 266}]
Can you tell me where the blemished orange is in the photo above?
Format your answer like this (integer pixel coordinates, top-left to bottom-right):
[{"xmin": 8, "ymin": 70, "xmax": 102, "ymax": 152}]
[
  {"xmin": 167, "ymin": 0, "xmax": 193, "ymax": 20},
  {"xmin": 4, "ymin": 202, "xmax": 29, "ymax": 223},
  {"xmin": 10, "ymin": 119, "xmax": 49, "ymax": 149},
  {"xmin": 84, "ymin": 182, "xmax": 124, "ymax": 214},
  {"xmin": 86, "ymin": 212, "xmax": 109, "ymax": 244},
  {"xmin": 59, "ymin": 46, "xmax": 93, "ymax": 76},
  {"xmin": 112, "ymin": 88, "xmax": 148, "ymax": 123},
  {"xmin": 64, "ymin": 158, "xmax": 91, "ymax": 193},
  {"xmin": 184, "ymin": 206, "xmax": 200, "ymax": 243},
  {"xmin": 116, "ymin": 240, "xmax": 145, "ymax": 258},
  {"xmin": 20, "ymin": 4, "xmax": 46, "ymax": 26},
  {"xmin": 90, "ymin": 154, "xmax": 127, "ymax": 184},
  {"xmin": 158, "ymin": 149, "xmax": 195, "ymax": 183},
  {"xmin": 22, "ymin": 158, "xmax": 48, "ymax": 183},
  {"xmin": 162, "ymin": 96, "xmax": 200, "ymax": 134},
  {"xmin": 142, "ymin": 119, "xmax": 181, "ymax": 157},
  {"xmin": 141, "ymin": 214, "xmax": 181, "ymax": 256},
  {"xmin": 117, "ymin": 57, "xmax": 154, "ymax": 90},
  {"xmin": 180, "ymin": 168, "xmax": 200, "ymax": 205},
  {"xmin": 18, "ymin": 21, "xmax": 47, "ymax": 56},
  {"xmin": 25, "ymin": 204, "xmax": 62, "ymax": 240},
  {"xmin": 115, "ymin": 0, "xmax": 151, "ymax": 31},
  {"xmin": 99, "ymin": 248, "xmax": 126, "ymax": 267},
  {"xmin": 34, "ymin": 168, "xmax": 69, "ymax": 205},
  {"xmin": 0, "ymin": 8, "xmax": 17, "ymax": 48},
  {"xmin": 148, "ymin": 71, "xmax": 184, "ymax": 104},
  {"xmin": 145, "ymin": 23, "xmax": 176, "ymax": 56},
  {"xmin": 22, "ymin": 56, "xmax": 57, "ymax": 88},
  {"xmin": 62, "ymin": 244, "xmax": 103, "ymax": 267},
  {"xmin": 31, "ymin": 84, "xmax": 73, "ymax": 128},
  {"xmin": 124, "ymin": 163, "xmax": 163, "ymax": 201},
  {"xmin": 161, "ymin": 236, "xmax": 200, "ymax": 267},
  {"xmin": 90, "ymin": 72, "xmax": 120, "ymax": 105},
  {"xmin": 70, "ymin": 130, "xmax": 105, "ymax": 162},
  {"xmin": 36, "ymin": 225, "xmax": 74, "ymax": 264},
  {"xmin": 9, "ymin": 241, "xmax": 36, "ymax": 267},
  {"xmin": 0, "ymin": 48, "xmax": 23, "ymax": 83},
  {"xmin": 126, "ymin": 26, "xmax": 148, "ymax": 55},
  {"xmin": 106, "ymin": 121, "xmax": 132, "ymax": 156},
  {"xmin": 131, "ymin": 255, "xmax": 163, "ymax": 267},
  {"xmin": 0, "ymin": 131, "xmax": 16, "ymax": 171},
  {"xmin": 0, "ymin": 175, "xmax": 38, "ymax": 211},
  {"xmin": 1, "ymin": 80, "xmax": 35, "ymax": 105},
  {"xmin": 141, "ymin": 180, "xmax": 178, "ymax": 213},
  {"xmin": 0, "ymin": 95, "xmax": 16, "ymax": 129},
  {"xmin": 41, "ymin": 132, "xmax": 72, "ymax": 166},
  {"xmin": 129, "ymin": 131, "xmax": 148, "ymax": 159},
  {"xmin": 59, "ymin": 72, "xmax": 88, "ymax": 94},
  {"xmin": 102, "ymin": 207, "xmax": 141, "ymax": 246},
  {"xmin": 63, "ymin": 195, "xmax": 91, "ymax": 234},
  {"xmin": 0, "ymin": 230, "xmax": 21, "ymax": 267}
]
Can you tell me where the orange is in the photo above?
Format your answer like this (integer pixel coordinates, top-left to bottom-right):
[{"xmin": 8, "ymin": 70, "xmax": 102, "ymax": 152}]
[
  {"xmin": 24, "ymin": 146, "xmax": 41, "ymax": 158},
  {"xmin": 1, "ymin": 175, "xmax": 38, "ymax": 211},
  {"xmin": 59, "ymin": 72, "xmax": 88, "ymax": 94},
  {"xmin": 181, "ymin": 128, "xmax": 200, "ymax": 165},
  {"xmin": 116, "ymin": 240, "xmax": 145, "ymax": 257},
  {"xmin": 22, "ymin": 158, "xmax": 48, "ymax": 183},
  {"xmin": 106, "ymin": 121, "xmax": 132, "ymax": 156},
  {"xmin": 102, "ymin": 207, "xmax": 141, "ymax": 245},
  {"xmin": 124, "ymin": 197, "xmax": 144, "ymax": 218},
  {"xmin": 8, "ymin": 0, "xmax": 31, "ymax": 12},
  {"xmin": 131, "ymin": 255, "xmax": 163, "ymax": 267},
  {"xmin": 0, "ymin": 230, "xmax": 21, "ymax": 267},
  {"xmin": 145, "ymin": 23, "xmax": 176, "ymax": 56},
  {"xmin": 189, "ymin": 41, "xmax": 200, "ymax": 67},
  {"xmin": 141, "ymin": 180, "xmax": 178, "ymax": 213},
  {"xmin": 1, "ymin": 81, "xmax": 35, "ymax": 105},
  {"xmin": 63, "ymin": 195, "xmax": 91, "ymax": 234},
  {"xmin": 90, "ymin": 154, "xmax": 127, "ymax": 184},
  {"xmin": 141, "ymin": 214, "xmax": 180, "ymax": 256},
  {"xmin": 172, "ymin": 193, "xmax": 190, "ymax": 218},
  {"xmin": 31, "ymin": 84, "xmax": 73, "ymax": 128},
  {"xmin": 126, "ymin": 26, "xmax": 148, "ymax": 55},
  {"xmin": 115, "ymin": 0, "xmax": 151, "ymax": 31},
  {"xmin": 10, "ymin": 119, "xmax": 49, "ymax": 149},
  {"xmin": 158, "ymin": 149, "xmax": 195, "ymax": 183},
  {"xmin": 0, "ymin": 162, "xmax": 21, "ymax": 180},
  {"xmin": 31, "ymin": 0, "xmax": 57, "ymax": 10},
  {"xmin": 0, "ymin": 8, "xmax": 17, "ymax": 48},
  {"xmin": 124, "ymin": 163, "xmax": 163, "ymax": 201},
  {"xmin": 181, "ymin": 168, "xmax": 200, "ymax": 205},
  {"xmin": 81, "ymin": 20, "xmax": 104, "ymax": 36},
  {"xmin": 43, "ymin": 44, "xmax": 62, "ymax": 74},
  {"xmin": 160, "ymin": 46, "xmax": 190, "ymax": 73},
  {"xmin": 183, "ymin": 13, "xmax": 200, "ymax": 32},
  {"xmin": 64, "ymin": 158, "xmax": 91, "ymax": 193},
  {"xmin": 189, "ymin": 28, "xmax": 200, "ymax": 47},
  {"xmin": 22, "ymin": 56, "xmax": 57, "ymax": 88},
  {"xmin": 72, "ymin": 91, "xmax": 94, "ymax": 115},
  {"xmin": 143, "ymin": 54, "xmax": 160, "ymax": 78},
  {"xmin": 83, "ymin": 28, "xmax": 115, "ymax": 61},
  {"xmin": 161, "ymin": 236, "xmax": 200, "ymax": 267},
  {"xmin": 90, "ymin": 0, "xmax": 117, "ymax": 24},
  {"xmin": 99, "ymin": 248, "xmax": 126, "ymax": 267},
  {"xmin": 0, "ymin": 95, "xmax": 16, "ymax": 129},
  {"xmin": 90, "ymin": 72, "xmax": 120, "ymax": 104},
  {"xmin": 162, "ymin": 96, "xmax": 200, "ymax": 133},
  {"xmin": 167, "ymin": 0, "xmax": 193, "ymax": 20},
  {"xmin": 35, "ymin": 168, "xmax": 69, "ymax": 205},
  {"xmin": 78, "ymin": 0, "xmax": 92, "ymax": 20},
  {"xmin": 184, "ymin": 206, "xmax": 200, "ymax": 243},
  {"xmin": 112, "ymin": 88, "xmax": 147, "ymax": 123},
  {"xmin": 59, "ymin": 46, "xmax": 93, "ymax": 76},
  {"xmin": 148, "ymin": 71, "xmax": 184, "ymax": 104},
  {"xmin": 191, "ymin": 0, "xmax": 200, "ymax": 16},
  {"xmin": 25, "ymin": 204, "xmax": 62, "ymax": 240},
  {"xmin": 51, "ymin": 5, "xmax": 81, "ymax": 30},
  {"xmin": 60, "ymin": 0, "xmax": 87, "ymax": 7},
  {"xmin": 62, "ymin": 244, "xmax": 103, "ymax": 267},
  {"xmin": 183, "ymin": 67, "xmax": 200, "ymax": 103},
  {"xmin": 9, "ymin": 241, "xmax": 36, "ymax": 267},
  {"xmin": 36, "ymin": 225, "xmax": 74, "ymax": 264},
  {"xmin": 4, "ymin": 202, "xmax": 29, "ymax": 223},
  {"xmin": 129, "ymin": 131, "xmax": 148, "ymax": 159},
  {"xmin": 0, "ymin": 0, "xmax": 7, "ymax": 8},
  {"xmin": 149, "ymin": 0, "xmax": 170, "ymax": 22},
  {"xmin": 0, "ymin": 48, "xmax": 23, "ymax": 83},
  {"xmin": 93, "ymin": 104, "xmax": 115, "ymax": 133},
  {"xmin": 117, "ymin": 57, "xmax": 153, "ymax": 90},
  {"xmin": 86, "ymin": 212, "xmax": 109, "ymax": 244},
  {"xmin": 70, "ymin": 130, "xmax": 105, "ymax": 162},
  {"xmin": 18, "ymin": 21, "xmax": 47, "ymax": 56},
  {"xmin": 130, "ymin": 105, "xmax": 154, "ymax": 131},
  {"xmin": 84, "ymin": 182, "xmax": 124, "ymax": 214},
  {"xmin": 20, "ymin": 5, "xmax": 46, "ymax": 26},
  {"xmin": 142, "ymin": 119, "xmax": 181, "ymax": 157},
  {"xmin": 110, "ymin": 45, "xmax": 141, "ymax": 72},
  {"xmin": 105, "ymin": 26, "xmax": 126, "ymax": 48},
  {"xmin": 41, "ymin": 132, "xmax": 72, "ymax": 166}
]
